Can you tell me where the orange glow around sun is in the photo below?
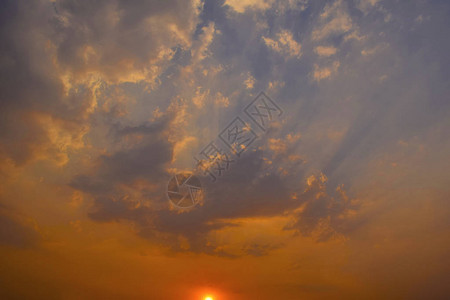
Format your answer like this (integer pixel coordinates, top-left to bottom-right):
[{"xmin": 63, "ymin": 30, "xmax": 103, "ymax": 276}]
[{"xmin": 192, "ymin": 287, "xmax": 221, "ymax": 300}]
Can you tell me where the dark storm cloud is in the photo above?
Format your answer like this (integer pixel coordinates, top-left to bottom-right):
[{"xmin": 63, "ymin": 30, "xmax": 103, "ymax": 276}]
[
  {"xmin": 70, "ymin": 112, "xmax": 175, "ymax": 202},
  {"xmin": 75, "ymin": 121, "xmax": 357, "ymax": 255},
  {"xmin": 72, "ymin": 135, "xmax": 297, "ymax": 254},
  {"xmin": 99, "ymin": 117, "xmax": 175, "ymax": 184}
]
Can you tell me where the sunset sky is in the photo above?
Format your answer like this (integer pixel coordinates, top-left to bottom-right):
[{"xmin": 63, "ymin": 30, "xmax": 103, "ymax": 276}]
[{"xmin": 1, "ymin": 0, "xmax": 449, "ymax": 299}]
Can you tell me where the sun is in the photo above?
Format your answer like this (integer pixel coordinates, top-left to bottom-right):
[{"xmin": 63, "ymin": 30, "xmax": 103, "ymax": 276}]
[{"xmin": 204, "ymin": 297, "xmax": 214, "ymax": 300}]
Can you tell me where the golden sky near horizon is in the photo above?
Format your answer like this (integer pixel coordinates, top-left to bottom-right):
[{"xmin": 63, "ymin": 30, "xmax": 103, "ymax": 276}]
[{"xmin": 0, "ymin": 0, "xmax": 449, "ymax": 299}]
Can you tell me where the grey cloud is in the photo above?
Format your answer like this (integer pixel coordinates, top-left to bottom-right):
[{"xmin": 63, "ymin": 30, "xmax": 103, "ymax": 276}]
[
  {"xmin": 0, "ymin": 206, "xmax": 40, "ymax": 248},
  {"xmin": 76, "ymin": 128, "xmax": 355, "ymax": 256},
  {"xmin": 0, "ymin": 1, "xmax": 98, "ymax": 165},
  {"xmin": 53, "ymin": 0, "xmax": 200, "ymax": 80},
  {"xmin": 284, "ymin": 176, "xmax": 360, "ymax": 241},
  {"xmin": 70, "ymin": 114, "xmax": 174, "ymax": 197}
]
